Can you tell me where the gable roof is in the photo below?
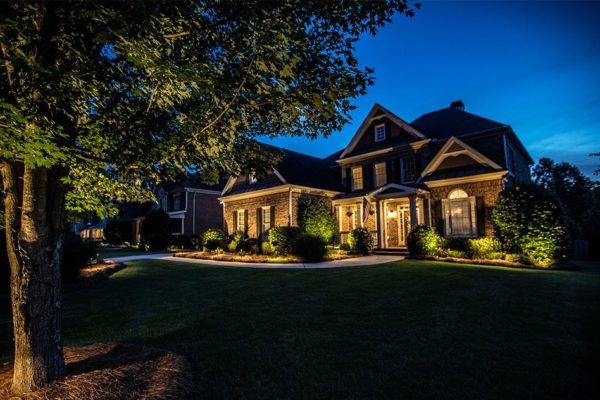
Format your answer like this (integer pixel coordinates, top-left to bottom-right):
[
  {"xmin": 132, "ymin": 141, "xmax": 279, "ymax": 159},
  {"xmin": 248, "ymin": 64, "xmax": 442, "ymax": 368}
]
[
  {"xmin": 410, "ymin": 106, "xmax": 507, "ymax": 139},
  {"xmin": 339, "ymin": 103, "xmax": 426, "ymax": 159},
  {"xmin": 222, "ymin": 145, "xmax": 345, "ymax": 196},
  {"xmin": 419, "ymin": 136, "xmax": 504, "ymax": 181}
]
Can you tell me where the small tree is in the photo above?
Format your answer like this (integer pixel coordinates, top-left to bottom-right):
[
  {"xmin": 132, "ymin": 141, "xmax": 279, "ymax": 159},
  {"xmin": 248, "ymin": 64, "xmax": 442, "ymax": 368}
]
[
  {"xmin": 298, "ymin": 199, "xmax": 337, "ymax": 243},
  {"xmin": 140, "ymin": 210, "xmax": 172, "ymax": 250},
  {"xmin": 493, "ymin": 183, "xmax": 567, "ymax": 266}
]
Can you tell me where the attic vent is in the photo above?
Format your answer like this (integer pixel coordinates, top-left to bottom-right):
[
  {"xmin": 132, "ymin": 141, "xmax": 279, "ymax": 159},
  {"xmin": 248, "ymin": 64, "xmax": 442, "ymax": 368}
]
[{"xmin": 450, "ymin": 100, "xmax": 464, "ymax": 111}]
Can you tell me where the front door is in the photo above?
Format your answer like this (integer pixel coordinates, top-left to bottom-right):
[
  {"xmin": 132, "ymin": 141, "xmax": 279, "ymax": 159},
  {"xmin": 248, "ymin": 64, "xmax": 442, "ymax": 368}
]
[
  {"xmin": 399, "ymin": 209, "xmax": 411, "ymax": 247},
  {"xmin": 385, "ymin": 205, "xmax": 400, "ymax": 247}
]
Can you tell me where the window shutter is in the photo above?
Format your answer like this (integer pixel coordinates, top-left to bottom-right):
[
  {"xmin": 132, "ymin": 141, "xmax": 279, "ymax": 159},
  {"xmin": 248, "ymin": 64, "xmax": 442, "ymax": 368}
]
[
  {"xmin": 244, "ymin": 210, "xmax": 248, "ymax": 234},
  {"xmin": 270, "ymin": 206, "xmax": 275, "ymax": 228},
  {"xmin": 442, "ymin": 199, "xmax": 450, "ymax": 235},
  {"xmin": 256, "ymin": 208, "xmax": 262, "ymax": 238},
  {"xmin": 232, "ymin": 211, "xmax": 237, "ymax": 233},
  {"xmin": 394, "ymin": 158, "xmax": 401, "ymax": 183},
  {"xmin": 469, "ymin": 197, "xmax": 477, "ymax": 236},
  {"xmin": 475, "ymin": 196, "xmax": 485, "ymax": 236},
  {"xmin": 345, "ymin": 168, "xmax": 351, "ymax": 190},
  {"xmin": 386, "ymin": 160, "xmax": 393, "ymax": 185},
  {"xmin": 363, "ymin": 164, "xmax": 371, "ymax": 190}
]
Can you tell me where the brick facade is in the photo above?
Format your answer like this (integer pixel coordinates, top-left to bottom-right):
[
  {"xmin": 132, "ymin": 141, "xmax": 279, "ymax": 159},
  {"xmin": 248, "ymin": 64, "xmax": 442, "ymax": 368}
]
[
  {"xmin": 428, "ymin": 179, "xmax": 504, "ymax": 237},
  {"xmin": 183, "ymin": 191, "xmax": 223, "ymax": 235},
  {"xmin": 222, "ymin": 190, "xmax": 334, "ymax": 238}
]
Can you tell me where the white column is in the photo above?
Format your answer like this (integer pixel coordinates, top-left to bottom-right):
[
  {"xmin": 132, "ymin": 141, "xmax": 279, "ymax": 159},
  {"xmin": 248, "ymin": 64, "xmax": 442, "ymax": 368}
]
[
  {"xmin": 376, "ymin": 199, "xmax": 382, "ymax": 249},
  {"xmin": 409, "ymin": 195, "xmax": 418, "ymax": 228}
]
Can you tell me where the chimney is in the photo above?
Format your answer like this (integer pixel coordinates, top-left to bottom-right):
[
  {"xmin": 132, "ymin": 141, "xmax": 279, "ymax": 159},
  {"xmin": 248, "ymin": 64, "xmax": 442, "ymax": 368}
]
[{"xmin": 450, "ymin": 100, "xmax": 464, "ymax": 111}]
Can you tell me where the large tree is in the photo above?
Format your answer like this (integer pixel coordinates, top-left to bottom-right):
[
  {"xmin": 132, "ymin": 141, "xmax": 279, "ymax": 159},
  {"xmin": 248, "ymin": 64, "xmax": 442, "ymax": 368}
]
[{"xmin": 0, "ymin": 0, "xmax": 418, "ymax": 393}]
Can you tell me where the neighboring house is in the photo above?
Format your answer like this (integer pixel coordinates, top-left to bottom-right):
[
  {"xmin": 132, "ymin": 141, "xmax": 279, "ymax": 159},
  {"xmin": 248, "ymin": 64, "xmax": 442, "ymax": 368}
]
[
  {"xmin": 156, "ymin": 177, "xmax": 225, "ymax": 238},
  {"xmin": 221, "ymin": 100, "xmax": 532, "ymax": 249}
]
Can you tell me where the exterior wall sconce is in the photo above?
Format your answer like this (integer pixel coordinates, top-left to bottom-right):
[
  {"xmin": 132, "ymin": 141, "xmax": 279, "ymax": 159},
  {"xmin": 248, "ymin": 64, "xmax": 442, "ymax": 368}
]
[{"xmin": 386, "ymin": 210, "xmax": 397, "ymax": 218}]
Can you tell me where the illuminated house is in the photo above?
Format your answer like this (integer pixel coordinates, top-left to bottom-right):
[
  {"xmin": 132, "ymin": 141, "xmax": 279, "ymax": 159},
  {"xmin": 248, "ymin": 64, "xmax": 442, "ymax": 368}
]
[{"xmin": 220, "ymin": 101, "xmax": 532, "ymax": 249}]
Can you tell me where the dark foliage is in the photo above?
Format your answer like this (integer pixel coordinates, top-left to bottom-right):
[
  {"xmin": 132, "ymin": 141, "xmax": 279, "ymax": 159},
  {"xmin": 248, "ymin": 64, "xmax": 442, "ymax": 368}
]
[
  {"xmin": 141, "ymin": 210, "xmax": 173, "ymax": 250},
  {"xmin": 62, "ymin": 234, "xmax": 97, "ymax": 283},
  {"xmin": 348, "ymin": 227, "xmax": 374, "ymax": 255},
  {"xmin": 172, "ymin": 234, "xmax": 192, "ymax": 249},
  {"xmin": 292, "ymin": 234, "xmax": 326, "ymax": 262},
  {"xmin": 201, "ymin": 229, "xmax": 227, "ymax": 251},
  {"xmin": 103, "ymin": 220, "xmax": 133, "ymax": 245},
  {"xmin": 228, "ymin": 232, "xmax": 252, "ymax": 253},
  {"xmin": 268, "ymin": 226, "xmax": 302, "ymax": 255}
]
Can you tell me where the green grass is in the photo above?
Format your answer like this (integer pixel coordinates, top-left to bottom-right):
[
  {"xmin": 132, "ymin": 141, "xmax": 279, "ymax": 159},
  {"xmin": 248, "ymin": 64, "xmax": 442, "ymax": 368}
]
[{"xmin": 1, "ymin": 259, "xmax": 599, "ymax": 399}]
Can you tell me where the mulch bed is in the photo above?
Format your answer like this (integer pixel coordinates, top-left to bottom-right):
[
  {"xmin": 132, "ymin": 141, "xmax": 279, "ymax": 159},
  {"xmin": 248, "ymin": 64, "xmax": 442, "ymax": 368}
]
[
  {"xmin": 63, "ymin": 262, "xmax": 125, "ymax": 291},
  {"xmin": 0, "ymin": 343, "xmax": 196, "ymax": 400},
  {"xmin": 174, "ymin": 251, "xmax": 355, "ymax": 263},
  {"xmin": 406, "ymin": 255, "xmax": 572, "ymax": 270}
]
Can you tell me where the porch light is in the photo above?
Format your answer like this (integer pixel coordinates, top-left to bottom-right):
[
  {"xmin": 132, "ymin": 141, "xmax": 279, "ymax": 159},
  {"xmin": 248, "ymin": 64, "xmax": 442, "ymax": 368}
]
[{"xmin": 386, "ymin": 210, "xmax": 397, "ymax": 218}]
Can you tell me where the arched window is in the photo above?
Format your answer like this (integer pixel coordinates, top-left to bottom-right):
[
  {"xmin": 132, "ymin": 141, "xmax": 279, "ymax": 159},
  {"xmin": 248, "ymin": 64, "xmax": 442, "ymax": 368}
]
[{"xmin": 443, "ymin": 189, "xmax": 476, "ymax": 237}]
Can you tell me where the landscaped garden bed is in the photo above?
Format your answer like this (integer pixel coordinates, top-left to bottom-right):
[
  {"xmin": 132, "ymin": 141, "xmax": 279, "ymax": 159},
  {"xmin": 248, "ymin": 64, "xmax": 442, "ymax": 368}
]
[
  {"xmin": 174, "ymin": 249, "xmax": 354, "ymax": 264},
  {"xmin": 64, "ymin": 261, "xmax": 126, "ymax": 291}
]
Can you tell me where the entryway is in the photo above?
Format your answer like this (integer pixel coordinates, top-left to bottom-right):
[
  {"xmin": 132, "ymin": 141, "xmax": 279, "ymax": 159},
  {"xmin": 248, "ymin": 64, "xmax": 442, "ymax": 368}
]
[{"xmin": 384, "ymin": 204, "xmax": 412, "ymax": 248}]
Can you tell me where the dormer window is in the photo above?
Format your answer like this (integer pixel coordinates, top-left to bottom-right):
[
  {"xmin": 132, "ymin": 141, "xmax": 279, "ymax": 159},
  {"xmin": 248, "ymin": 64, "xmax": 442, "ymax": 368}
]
[
  {"xmin": 248, "ymin": 171, "xmax": 257, "ymax": 184},
  {"xmin": 374, "ymin": 124, "xmax": 386, "ymax": 142}
]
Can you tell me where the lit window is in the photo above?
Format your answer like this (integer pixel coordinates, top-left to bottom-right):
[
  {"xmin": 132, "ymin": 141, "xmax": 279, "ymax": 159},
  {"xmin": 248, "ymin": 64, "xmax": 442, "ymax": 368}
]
[
  {"xmin": 237, "ymin": 209, "xmax": 246, "ymax": 232},
  {"xmin": 351, "ymin": 166, "xmax": 363, "ymax": 191},
  {"xmin": 375, "ymin": 124, "xmax": 386, "ymax": 142},
  {"xmin": 261, "ymin": 206, "xmax": 272, "ymax": 234},
  {"xmin": 401, "ymin": 157, "xmax": 416, "ymax": 182},
  {"xmin": 444, "ymin": 189, "xmax": 476, "ymax": 237},
  {"xmin": 374, "ymin": 162, "xmax": 387, "ymax": 187}
]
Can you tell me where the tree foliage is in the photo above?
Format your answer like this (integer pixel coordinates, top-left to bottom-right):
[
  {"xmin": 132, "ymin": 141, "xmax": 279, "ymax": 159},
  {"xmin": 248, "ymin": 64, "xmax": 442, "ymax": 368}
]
[
  {"xmin": 492, "ymin": 183, "xmax": 567, "ymax": 266},
  {"xmin": 140, "ymin": 209, "xmax": 172, "ymax": 250},
  {"xmin": 298, "ymin": 199, "xmax": 337, "ymax": 244},
  {"xmin": 0, "ymin": 0, "xmax": 419, "ymax": 217},
  {"xmin": 532, "ymin": 157, "xmax": 600, "ymax": 240}
]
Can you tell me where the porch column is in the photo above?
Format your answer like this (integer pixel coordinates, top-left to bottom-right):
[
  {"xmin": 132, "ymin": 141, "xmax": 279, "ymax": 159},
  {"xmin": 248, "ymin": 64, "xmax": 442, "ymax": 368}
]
[
  {"xmin": 409, "ymin": 195, "xmax": 418, "ymax": 228},
  {"xmin": 376, "ymin": 199, "xmax": 382, "ymax": 249}
]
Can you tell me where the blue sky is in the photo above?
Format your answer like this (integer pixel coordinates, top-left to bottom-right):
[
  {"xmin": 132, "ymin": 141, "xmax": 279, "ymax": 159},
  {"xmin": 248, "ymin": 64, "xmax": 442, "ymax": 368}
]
[{"xmin": 264, "ymin": 1, "xmax": 600, "ymax": 178}]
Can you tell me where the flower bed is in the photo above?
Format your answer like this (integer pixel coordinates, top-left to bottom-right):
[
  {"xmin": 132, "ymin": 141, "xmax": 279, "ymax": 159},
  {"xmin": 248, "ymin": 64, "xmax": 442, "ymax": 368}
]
[
  {"xmin": 406, "ymin": 255, "xmax": 572, "ymax": 270},
  {"xmin": 174, "ymin": 250, "xmax": 355, "ymax": 264}
]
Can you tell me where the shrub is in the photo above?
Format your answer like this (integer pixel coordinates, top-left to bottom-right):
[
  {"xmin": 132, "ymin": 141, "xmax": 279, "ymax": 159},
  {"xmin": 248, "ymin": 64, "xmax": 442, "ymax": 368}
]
[
  {"xmin": 467, "ymin": 237, "xmax": 502, "ymax": 259},
  {"xmin": 140, "ymin": 209, "xmax": 172, "ymax": 250},
  {"xmin": 348, "ymin": 227, "xmax": 374, "ymax": 255},
  {"xmin": 493, "ymin": 183, "xmax": 567, "ymax": 266},
  {"xmin": 248, "ymin": 238, "xmax": 260, "ymax": 254},
  {"xmin": 228, "ymin": 232, "xmax": 251, "ymax": 253},
  {"xmin": 190, "ymin": 234, "xmax": 201, "ymax": 249},
  {"xmin": 172, "ymin": 234, "xmax": 191, "ymax": 249},
  {"xmin": 445, "ymin": 249, "xmax": 467, "ymax": 259},
  {"xmin": 298, "ymin": 199, "xmax": 337, "ymax": 244},
  {"xmin": 339, "ymin": 243, "xmax": 351, "ymax": 251},
  {"xmin": 103, "ymin": 220, "xmax": 132, "ymax": 245},
  {"xmin": 505, "ymin": 253, "xmax": 529, "ymax": 264},
  {"xmin": 488, "ymin": 251, "xmax": 505, "ymax": 260},
  {"xmin": 62, "ymin": 234, "xmax": 97, "ymax": 282},
  {"xmin": 261, "ymin": 241, "xmax": 273, "ymax": 255},
  {"xmin": 443, "ymin": 237, "xmax": 470, "ymax": 253},
  {"xmin": 407, "ymin": 225, "xmax": 441, "ymax": 256},
  {"xmin": 292, "ymin": 234, "xmax": 326, "ymax": 262},
  {"xmin": 268, "ymin": 226, "xmax": 302, "ymax": 255},
  {"xmin": 201, "ymin": 229, "xmax": 226, "ymax": 251}
]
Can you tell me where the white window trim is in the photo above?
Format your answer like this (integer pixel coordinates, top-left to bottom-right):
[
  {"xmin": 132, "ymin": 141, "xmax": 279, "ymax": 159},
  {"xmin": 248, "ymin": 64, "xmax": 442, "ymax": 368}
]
[
  {"xmin": 261, "ymin": 206, "xmax": 272, "ymax": 231},
  {"xmin": 374, "ymin": 162, "xmax": 386, "ymax": 187},
  {"xmin": 170, "ymin": 215, "xmax": 185, "ymax": 235},
  {"xmin": 351, "ymin": 166, "xmax": 363, "ymax": 191},
  {"xmin": 237, "ymin": 209, "xmax": 246, "ymax": 232},
  {"xmin": 374, "ymin": 123, "xmax": 386, "ymax": 142},
  {"xmin": 443, "ymin": 190, "xmax": 477, "ymax": 237}
]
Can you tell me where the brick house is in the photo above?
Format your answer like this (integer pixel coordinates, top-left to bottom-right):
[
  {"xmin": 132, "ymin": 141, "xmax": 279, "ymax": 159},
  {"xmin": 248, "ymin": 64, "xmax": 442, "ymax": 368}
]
[{"xmin": 220, "ymin": 100, "xmax": 532, "ymax": 249}]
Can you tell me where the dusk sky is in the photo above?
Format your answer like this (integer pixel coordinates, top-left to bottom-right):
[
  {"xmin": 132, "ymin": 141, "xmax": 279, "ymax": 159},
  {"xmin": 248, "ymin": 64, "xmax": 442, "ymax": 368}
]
[{"xmin": 264, "ymin": 1, "xmax": 600, "ymax": 178}]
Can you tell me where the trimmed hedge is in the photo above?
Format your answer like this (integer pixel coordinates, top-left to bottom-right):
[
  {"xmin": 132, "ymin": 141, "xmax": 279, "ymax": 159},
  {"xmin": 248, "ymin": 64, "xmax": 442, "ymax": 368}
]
[
  {"xmin": 268, "ymin": 226, "xmax": 302, "ymax": 255},
  {"xmin": 348, "ymin": 227, "xmax": 374, "ymax": 255},
  {"xmin": 298, "ymin": 199, "xmax": 337, "ymax": 244},
  {"xmin": 292, "ymin": 234, "xmax": 326, "ymax": 262}
]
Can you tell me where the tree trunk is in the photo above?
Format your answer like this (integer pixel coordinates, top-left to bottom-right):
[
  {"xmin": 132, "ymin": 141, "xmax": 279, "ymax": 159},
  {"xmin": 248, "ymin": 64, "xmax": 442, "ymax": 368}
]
[{"xmin": 1, "ymin": 162, "xmax": 67, "ymax": 393}]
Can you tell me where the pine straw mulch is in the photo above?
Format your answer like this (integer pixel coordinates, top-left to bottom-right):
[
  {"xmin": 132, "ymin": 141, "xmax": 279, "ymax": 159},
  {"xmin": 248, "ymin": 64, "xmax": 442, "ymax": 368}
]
[
  {"xmin": 406, "ymin": 255, "xmax": 572, "ymax": 270},
  {"xmin": 0, "ymin": 343, "xmax": 196, "ymax": 400},
  {"xmin": 174, "ymin": 251, "xmax": 355, "ymax": 264},
  {"xmin": 63, "ymin": 262, "xmax": 125, "ymax": 291}
]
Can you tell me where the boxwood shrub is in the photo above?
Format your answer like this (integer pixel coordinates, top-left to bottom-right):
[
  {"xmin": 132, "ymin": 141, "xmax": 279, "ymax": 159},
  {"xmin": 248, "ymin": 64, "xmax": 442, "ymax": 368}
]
[
  {"xmin": 292, "ymin": 234, "xmax": 326, "ymax": 262},
  {"xmin": 407, "ymin": 225, "xmax": 442, "ymax": 256},
  {"xmin": 201, "ymin": 228, "xmax": 226, "ymax": 251},
  {"xmin": 268, "ymin": 226, "xmax": 302, "ymax": 255},
  {"xmin": 348, "ymin": 227, "xmax": 374, "ymax": 255},
  {"xmin": 467, "ymin": 237, "xmax": 502, "ymax": 259}
]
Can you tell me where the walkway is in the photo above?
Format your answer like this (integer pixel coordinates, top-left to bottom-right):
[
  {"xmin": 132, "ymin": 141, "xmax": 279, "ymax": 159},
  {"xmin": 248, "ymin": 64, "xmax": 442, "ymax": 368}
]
[{"xmin": 103, "ymin": 253, "xmax": 404, "ymax": 269}]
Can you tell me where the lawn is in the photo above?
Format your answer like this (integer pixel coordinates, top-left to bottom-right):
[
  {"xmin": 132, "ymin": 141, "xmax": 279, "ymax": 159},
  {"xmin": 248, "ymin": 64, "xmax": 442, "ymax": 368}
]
[
  {"xmin": 1, "ymin": 259, "xmax": 598, "ymax": 399},
  {"xmin": 95, "ymin": 246, "xmax": 173, "ymax": 259}
]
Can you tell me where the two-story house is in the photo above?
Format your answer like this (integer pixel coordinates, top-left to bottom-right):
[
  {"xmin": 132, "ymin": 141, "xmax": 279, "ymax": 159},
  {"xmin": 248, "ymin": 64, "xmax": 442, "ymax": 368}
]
[{"xmin": 220, "ymin": 101, "xmax": 532, "ymax": 250}]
